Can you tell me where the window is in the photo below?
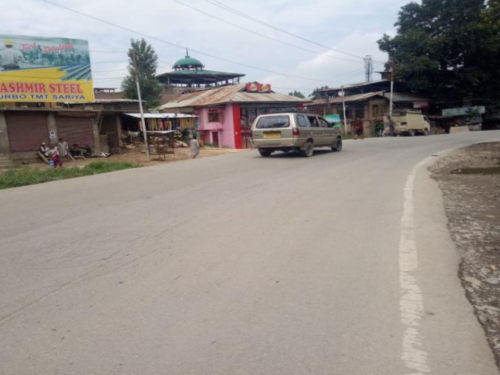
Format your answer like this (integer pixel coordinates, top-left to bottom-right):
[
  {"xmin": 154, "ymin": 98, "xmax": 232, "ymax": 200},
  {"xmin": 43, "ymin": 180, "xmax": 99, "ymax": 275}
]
[
  {"xmin": 208, "ymin": 109, "xmax": 221, "ymax": 123},
  {"xmin": 296, "ymin": 114, "xmax": 309, "ymax": 127},
  {"xmin": 318, "ymin": 118, "xmax": 330, "ymax": 128},
  {"xmin": 307, "ymin": 116, "xmax": 319, "ymax": 127},
  {"xmin": 256, "ymin": 115, "xmax": 290, "ymax": 129},
  {"xmin": 372, "ymin": 105, "xmax": 379, "ymax": 117}
]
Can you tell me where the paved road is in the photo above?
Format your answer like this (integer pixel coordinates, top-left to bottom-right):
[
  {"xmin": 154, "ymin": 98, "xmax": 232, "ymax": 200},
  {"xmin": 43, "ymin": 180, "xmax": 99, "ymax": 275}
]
[{"xmin": 1, "ymin": 132, "xmax": 499, "ymax": 375}]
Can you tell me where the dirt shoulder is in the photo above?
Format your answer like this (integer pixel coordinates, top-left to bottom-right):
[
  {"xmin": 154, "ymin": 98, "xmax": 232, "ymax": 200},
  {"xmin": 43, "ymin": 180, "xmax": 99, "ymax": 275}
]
[
  {"xmin": 430, "ymin": 142, "xmax": 500, "ymax": 366},
  {"xmin": 21, "ymin": 146, "xmax": 242, "ymax": 170}
]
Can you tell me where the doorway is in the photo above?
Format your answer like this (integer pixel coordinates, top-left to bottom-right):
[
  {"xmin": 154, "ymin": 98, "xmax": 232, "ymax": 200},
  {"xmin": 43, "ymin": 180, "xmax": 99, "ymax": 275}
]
[{"xmin": 212, "ymin": 132, "xmax": 219, "ymax": 147}]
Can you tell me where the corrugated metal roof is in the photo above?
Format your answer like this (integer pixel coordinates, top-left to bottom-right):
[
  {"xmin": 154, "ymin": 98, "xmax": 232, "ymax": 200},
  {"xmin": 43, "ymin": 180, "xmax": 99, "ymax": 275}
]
[
  {"xmin": 318, "ymin": 80, "xmax": 389, "ymax": 92},
  {"xmin": 231, "ymin": 92, "xmax": 306, "ymax": 103},
  {"xmin": 158, "ymin": 84, "xmax": 307, "ymax": 109},
  {"xmin": 385, "ymin": 92, "xmax": 430, "ymax": 102},
  {"xmin": 125, "ymin": 113, "xmax": 197, "ymax": 119},
  {"xmin": 308, "ymin": 91, "xmax": 386, "ymax": 106},
  {"xmin": 72, "ymin": 99, "xmax": 140, "ymax": 104}
]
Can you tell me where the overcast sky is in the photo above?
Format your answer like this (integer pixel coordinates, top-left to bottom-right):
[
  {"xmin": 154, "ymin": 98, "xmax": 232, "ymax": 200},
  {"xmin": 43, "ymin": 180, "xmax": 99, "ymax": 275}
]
[{"xmin": 2, "ymin": 0, "xmax": 409, "ymax": 95}]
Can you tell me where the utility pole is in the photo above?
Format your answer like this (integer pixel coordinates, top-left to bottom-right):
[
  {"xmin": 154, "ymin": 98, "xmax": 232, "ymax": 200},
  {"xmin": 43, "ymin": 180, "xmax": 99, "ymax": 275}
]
[
  {"xmin": 132, "ymin": 51, "xmax": 150, "ymax": 160},
  {"xmin": 389, "ymin": 57, "xmax": 395, "ymax": 117},
  {"xmin": 324, "ymin": 91, "xmax": 332, "ymax": 115},
  {"xmin": 364, "ymin": 55, "xmax": 373, "ymax": 82},
  {"xmin": 339, "ymin": 86, "xmax": 348, "ymax": 136}
]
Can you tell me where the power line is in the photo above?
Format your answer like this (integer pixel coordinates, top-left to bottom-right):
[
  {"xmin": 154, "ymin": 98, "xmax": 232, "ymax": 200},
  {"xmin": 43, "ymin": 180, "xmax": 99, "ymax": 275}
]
[
  {"xmin": 40, "ymin": 0, "xmax": 358, "ymax": 84},
  {"xmin": 173, "ymin": 0, "xmax": 362, "ymax": 64},
  {"xmin": 93, "ymin": 68, "xmax": 128, "ymax": 73},
  {"xmin": 296, "ymin": 68, "xmax": 366, "ymax": 92},
  {"xmin": 202, "ymin": 0, "xmax": 387, "ymax": 65},
  {"xmin": 93, "ymin": 77, "xmax": 126, "ymax": 80},
  {"xmin": 89, "ymin": 50, "xmax": 126, "ymax": 54},
  {"xmin": 92, "ymin": 61, "xmax": 128, "ymax": 64}
]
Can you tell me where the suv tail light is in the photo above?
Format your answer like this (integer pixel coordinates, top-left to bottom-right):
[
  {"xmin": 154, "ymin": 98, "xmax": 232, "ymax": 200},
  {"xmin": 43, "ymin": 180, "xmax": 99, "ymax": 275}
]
[{"xmin": 293, "ymin": 128, "xmax": 300, "ymax": 137}]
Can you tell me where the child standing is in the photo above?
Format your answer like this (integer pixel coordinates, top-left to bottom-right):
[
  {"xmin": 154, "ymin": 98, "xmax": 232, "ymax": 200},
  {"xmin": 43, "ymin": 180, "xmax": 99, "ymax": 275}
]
[{"xmin": 52, "ymin": 146, "xmax": 63, "ymax": 168}]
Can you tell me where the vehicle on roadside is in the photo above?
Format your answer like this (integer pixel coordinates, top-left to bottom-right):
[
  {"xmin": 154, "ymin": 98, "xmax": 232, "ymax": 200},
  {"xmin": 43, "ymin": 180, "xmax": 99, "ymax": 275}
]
[
  {"xmin": 384, "ymin": 111, "xmax": 431, "ymax": 136},
  {"xmin": 251, "ymin": 113, "xmax": 343, "ymax": 157}
]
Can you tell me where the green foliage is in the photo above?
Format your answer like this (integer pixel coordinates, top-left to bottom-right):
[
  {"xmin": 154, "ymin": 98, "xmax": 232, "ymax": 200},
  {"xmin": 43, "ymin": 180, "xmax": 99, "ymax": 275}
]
[
  {"xmin": 122, "ymin": 39, "xmax": 162, "ymax": 109},
  {"xmin": 288, "ymin": 90, "xmax": 306, "ymax": 98},
  {"xmin": 310, "ymin": 86, "xmax": 329, "ymax": 99},
  {"xmin": 378, "ymin": 0, "xmax": 500, "ymax": 102},
  {"xmin": 0, "ymin": 162, "xmax": 140, "ymax": 190}
]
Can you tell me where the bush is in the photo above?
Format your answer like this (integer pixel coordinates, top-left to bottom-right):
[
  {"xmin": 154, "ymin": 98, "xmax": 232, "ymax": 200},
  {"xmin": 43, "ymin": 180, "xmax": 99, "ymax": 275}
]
[
  {"xmin": 0, "ymin": 161, "xmax": 140, "ymax": 190},
  {"xmin": 83, "ymin": 161, "xmax": 139, "ymax": 173}
]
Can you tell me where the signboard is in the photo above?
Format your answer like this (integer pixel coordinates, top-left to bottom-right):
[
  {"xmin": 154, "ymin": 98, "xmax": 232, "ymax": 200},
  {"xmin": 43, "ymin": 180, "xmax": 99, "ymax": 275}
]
[
  {"xmin": 246, "ymin": 83, "xmax": 272, "ymax": 93},
  {"xmin": 442, "ymin": 106, "xmax": 485, "ymax": 117},
  {"xmin": 0, "ymin": 34, "xmax": 94, "ymax": 103},
  {"xmin": 413, "ymin": 102, "xmax": 429, "ymax": 109},
  {"xmin": 323, "ymin": 114, "xmax": 341, "ymax": 127}
]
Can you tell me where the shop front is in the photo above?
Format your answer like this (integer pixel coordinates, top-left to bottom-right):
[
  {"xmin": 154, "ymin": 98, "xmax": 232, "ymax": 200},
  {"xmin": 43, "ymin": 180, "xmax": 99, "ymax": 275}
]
[
  {"xmin": 124, "ymin": 113, "xmax": 197, "ymax": 133},
  {"xmin": 158, "ymin": 84, "xmax": 307, "ymax": 149}
]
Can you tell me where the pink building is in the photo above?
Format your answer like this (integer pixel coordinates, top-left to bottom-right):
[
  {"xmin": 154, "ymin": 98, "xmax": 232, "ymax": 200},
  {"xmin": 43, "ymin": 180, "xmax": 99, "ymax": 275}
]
[{"xmin": 159, "ymin": 84, "xmax": 306, "ymax": 149}]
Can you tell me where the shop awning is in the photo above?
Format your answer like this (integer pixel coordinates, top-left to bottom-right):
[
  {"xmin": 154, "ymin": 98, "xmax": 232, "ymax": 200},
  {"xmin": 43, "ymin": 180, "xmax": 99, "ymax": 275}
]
[
  {"xmin": 125, "ymin": 113, "xmax": 197, "ymax": 119},
  {"xmin": 147, "ymin": 130, "xmax": 177, "ymax": 134}
]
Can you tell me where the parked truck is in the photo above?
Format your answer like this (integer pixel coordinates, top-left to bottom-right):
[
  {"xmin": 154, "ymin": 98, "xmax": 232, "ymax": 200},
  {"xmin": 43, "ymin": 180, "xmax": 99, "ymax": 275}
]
[{"xmin": 384, "ymin": 111, "xmax": 431, "ymax": 136}]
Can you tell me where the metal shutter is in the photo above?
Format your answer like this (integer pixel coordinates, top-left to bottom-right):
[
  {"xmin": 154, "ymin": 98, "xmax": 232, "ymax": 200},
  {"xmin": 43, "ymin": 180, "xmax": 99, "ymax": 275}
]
[
  {"xmin": 7, "ymin": 112, "xmax": 49, "ymax": 152},
  {"xmin": 56, "ymin": 116, "xmax": 95, "ymax": 147}
]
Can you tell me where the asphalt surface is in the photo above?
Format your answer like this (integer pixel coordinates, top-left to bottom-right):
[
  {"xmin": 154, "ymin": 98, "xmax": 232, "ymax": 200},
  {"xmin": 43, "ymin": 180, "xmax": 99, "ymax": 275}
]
[{"xmin": 1, "ymin": 132, "xmax": 499, "ymax": 375}]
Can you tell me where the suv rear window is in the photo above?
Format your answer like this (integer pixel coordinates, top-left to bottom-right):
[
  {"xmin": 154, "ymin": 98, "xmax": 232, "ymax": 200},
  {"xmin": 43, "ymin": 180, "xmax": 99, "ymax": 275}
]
[{"xmin": 256, "ymin": 116, "xmax": 290, "ymax": 129}]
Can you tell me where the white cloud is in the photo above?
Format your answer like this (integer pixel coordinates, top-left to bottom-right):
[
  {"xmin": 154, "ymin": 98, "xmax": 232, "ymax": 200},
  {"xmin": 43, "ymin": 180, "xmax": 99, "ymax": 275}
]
[{"xmin": 2, "ymin": 0, "xmax": 408, "ymax": 92}]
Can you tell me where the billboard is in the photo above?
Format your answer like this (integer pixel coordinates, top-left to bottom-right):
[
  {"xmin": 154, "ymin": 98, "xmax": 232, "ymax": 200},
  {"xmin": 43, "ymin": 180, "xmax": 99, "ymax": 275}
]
[
  {"xmin": 442, "ymin": 106, "xmax": 485, "ymax": 117},
  {"xmin": 0, "ymin": 34, "xmax": 94, "ymax": 103},
  {"xmin": 246, "ymin": 83, "xmax": 271, "ymax": 93},
  {"xmin": 323, "ymin": 114, "xmax": 341, "ymax": 127}
]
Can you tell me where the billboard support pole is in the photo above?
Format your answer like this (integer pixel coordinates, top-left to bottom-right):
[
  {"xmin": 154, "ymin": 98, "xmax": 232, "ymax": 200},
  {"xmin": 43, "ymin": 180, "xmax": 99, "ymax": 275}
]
[{"xmin": 132, "ymin": 52, "xmax": 150, "ymax": 160}]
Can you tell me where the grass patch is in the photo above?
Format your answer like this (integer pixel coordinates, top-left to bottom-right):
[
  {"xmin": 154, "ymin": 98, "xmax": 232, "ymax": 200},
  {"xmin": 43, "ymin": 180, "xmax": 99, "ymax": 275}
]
[{"xmin": 0, "ymin": 161, "xmax": 140, "ymax": 190}]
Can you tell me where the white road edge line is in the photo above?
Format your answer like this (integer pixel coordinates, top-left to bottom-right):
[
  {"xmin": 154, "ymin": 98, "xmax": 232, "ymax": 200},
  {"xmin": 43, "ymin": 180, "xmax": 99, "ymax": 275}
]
[{"xmin": 400, "ymin": 159, "xmax": 431, "ymax": 375}]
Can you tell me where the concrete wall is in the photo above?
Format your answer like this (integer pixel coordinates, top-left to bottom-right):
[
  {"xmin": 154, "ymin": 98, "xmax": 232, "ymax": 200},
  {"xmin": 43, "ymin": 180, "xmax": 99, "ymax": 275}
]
[
  {"xmin": 221, "ymin": 105, "xmax": 236, "ymax": 148},
  {"xmin": 0, "ymin": 109, "xmax": 101, "ymax": 162},
  {"xmin": 100, "ymin": 114, "xmax": 121, "ymax": 153},
  {"xmin": 0, "ymin": 112, "xmax": 9, "ymax": 155},
  {"xmin": 195, "ymin": 105, "xmax": 235, "ymax": 148}
]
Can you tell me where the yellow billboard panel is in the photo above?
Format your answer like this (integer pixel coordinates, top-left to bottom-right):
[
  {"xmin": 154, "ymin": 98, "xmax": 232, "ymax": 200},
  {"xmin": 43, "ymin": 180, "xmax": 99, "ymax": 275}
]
[{"xmin": 0, "ymin": 34, "xmax": 94, "ymax": 103}]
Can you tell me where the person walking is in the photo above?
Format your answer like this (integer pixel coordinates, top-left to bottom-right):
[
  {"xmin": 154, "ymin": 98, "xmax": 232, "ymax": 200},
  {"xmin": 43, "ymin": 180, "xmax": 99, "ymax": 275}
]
[
  {"xmin": 190, "ymin": 135, "xmax": 200, "ymax": 159},
  {"xmin": 354, "ymin": 118, "xmax": 364, "ymax": 140},
  {"xmin": 387, "ymin": 116, "xmax": 396, "ymax": 136},
  {"xmin": 58, "ymin": 138, "xmax": 69, "ymax": 161}
]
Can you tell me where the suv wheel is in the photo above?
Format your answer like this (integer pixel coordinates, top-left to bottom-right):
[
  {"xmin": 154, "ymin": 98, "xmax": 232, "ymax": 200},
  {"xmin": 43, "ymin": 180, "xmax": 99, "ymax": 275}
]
[
  {"xmin": 259, "ymin": 149, "xmax": 273, "ymax": 157},
  {"xmin": 301, "ymin": 141, "xmax": 314, "ymax": 157},
  {"xmin": 332, "ymin": 138, "xmax": 343, "ymax": 152}
]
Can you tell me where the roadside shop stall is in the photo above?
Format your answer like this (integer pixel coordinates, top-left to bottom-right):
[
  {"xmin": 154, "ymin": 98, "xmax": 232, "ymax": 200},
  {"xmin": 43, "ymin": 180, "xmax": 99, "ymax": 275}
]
[
  {"xmin": 125, "ymin": 113, "xmax": 198, "ymax": 134},
  {"xmin": 146, "ymin": 130, "xmax": 177, "ymax": 160}
]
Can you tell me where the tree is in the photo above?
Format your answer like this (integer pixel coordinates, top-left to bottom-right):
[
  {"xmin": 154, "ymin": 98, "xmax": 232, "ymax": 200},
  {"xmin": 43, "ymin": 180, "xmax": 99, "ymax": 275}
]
[
  {"xmin": 288, "ymin": 90, "xmax": 305, "ymax": 98},
  {"xmin": 378, "ymin": 0, "xmax": 500, "ymax": 103},
  {"xmin": 310, "ymin": 86, "xmax": 329, "ymax": 99},
  {"xmin": 122, "ymin": 39, "xmax": 162, "ymax": 109}
]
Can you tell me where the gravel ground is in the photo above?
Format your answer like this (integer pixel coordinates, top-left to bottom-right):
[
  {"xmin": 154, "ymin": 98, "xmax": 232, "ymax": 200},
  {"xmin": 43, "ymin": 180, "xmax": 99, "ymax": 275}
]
[
  {"xmin": 18, "ymin": 146, "xmax": 240, "ymax": 170},
  {"xmin": 431, "ymin": 142, "xmax": 500, "ymax": 367}
]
